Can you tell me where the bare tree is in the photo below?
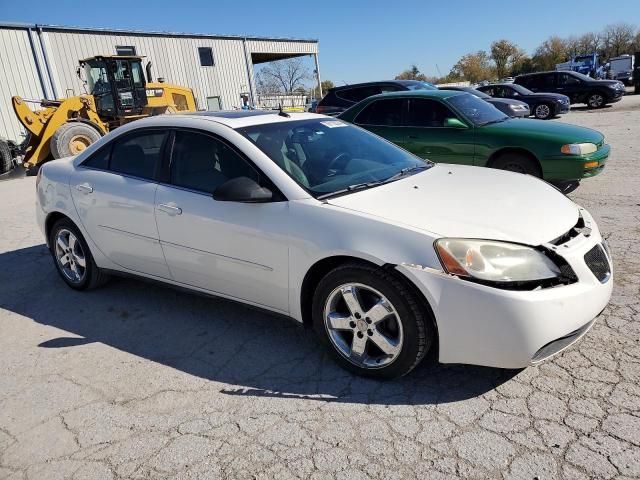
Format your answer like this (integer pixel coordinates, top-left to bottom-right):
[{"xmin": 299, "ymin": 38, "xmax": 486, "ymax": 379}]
[
  {"xmin": 259, "ymin": 58, "xmax": 311, "ymax": 94},
  {"xmin": 255, "ymin": 71, "xmax": 280, "ymax": 95},
  {"xmin": 602, "ymin": 23, "xmax": 636, "ymax": 57},
  {"xmin": 395, "ymin": 65, "xmax": 428, "ymax": 81}
]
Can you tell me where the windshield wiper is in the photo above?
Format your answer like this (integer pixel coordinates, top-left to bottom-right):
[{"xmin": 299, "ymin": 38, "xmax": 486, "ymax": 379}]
[
  {"xmin": 383, "ymin": 164, "xmax": 430, "ymax": 183},
  {"xmin": 317, "ymin": 181, "xmax": 385, "ymax": 200},
  {"xmin": 481, "ymin": 117, "xmax": 508, "ymax": 126}
]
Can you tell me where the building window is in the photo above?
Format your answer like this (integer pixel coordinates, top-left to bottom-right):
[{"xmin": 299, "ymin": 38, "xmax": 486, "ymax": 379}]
[
  {"xmin": 115, "ymin": 45, "xmax": 137, "ymax": 56},
  {"xmin": 198, "ymin": 47, "xmax": 214, "ymax": 67}
]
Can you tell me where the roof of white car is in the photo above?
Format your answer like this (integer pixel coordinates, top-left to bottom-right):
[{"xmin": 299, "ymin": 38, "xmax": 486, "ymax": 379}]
[{"xmin": 183, "ymin": 110, "xmax": 325, "ymax": 128}]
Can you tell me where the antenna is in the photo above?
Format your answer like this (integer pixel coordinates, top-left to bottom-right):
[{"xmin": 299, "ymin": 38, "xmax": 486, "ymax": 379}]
[
  {"xmin": 278, "ymin": 104, "xmax": 290, "ymax": 118},
  {"xmin": 436, "ymin": 64, "xmax": 442, "ymax": 76}
]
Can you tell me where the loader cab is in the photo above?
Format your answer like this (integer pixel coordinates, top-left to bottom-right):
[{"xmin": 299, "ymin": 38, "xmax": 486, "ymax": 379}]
[{"xmin": 81, "ymin": 55, "xmax": 148, "ymax": 120}]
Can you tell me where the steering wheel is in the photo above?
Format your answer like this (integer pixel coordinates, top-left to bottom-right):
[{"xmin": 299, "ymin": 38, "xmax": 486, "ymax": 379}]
[{"xmin": 326, "ymin": 152, "xmax": 352, "ymax": 176}]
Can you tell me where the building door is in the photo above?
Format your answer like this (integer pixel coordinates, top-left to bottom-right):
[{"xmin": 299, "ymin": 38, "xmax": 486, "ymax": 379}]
[{"xmin": 207, "ymin": 96, "xmax": 222, "ymax": 111}]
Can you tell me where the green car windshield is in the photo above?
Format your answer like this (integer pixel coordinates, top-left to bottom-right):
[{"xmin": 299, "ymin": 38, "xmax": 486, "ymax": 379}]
[
  {"xmin": 238, "ymin": 119, "xmax": 431, "ymax": 198},
  {"xmin": 448, "ymin": 94, "xmax": 509, "ymax": 126}
]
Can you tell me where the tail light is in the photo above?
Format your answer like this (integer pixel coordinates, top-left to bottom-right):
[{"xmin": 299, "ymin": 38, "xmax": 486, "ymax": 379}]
[{"xmin": 315, "ymin": 105, "xmax": 326, "ymax": 114}]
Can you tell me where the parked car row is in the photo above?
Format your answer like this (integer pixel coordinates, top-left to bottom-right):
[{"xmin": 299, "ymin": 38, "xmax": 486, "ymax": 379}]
[{"xmin": 37, "ymin": 109, "xmax": 613, "ymax": 378}]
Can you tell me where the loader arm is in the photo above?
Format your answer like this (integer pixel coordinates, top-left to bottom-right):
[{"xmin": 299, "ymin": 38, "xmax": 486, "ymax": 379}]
[{"xmin": 12, "ymin": 96, "xmax": 107, "ymax": 168}]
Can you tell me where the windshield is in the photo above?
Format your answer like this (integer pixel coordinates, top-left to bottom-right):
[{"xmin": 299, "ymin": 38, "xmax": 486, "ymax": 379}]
[
  {"xmin": 569, "ymin": 71, "xmax": 593, "ymax": 82},
  {"xmin": 238, "ymin": 119, "xmax": 432, "ymax": 198},
  {"xmin": 447, "ymin": 93, "xmax": 508, "ymax": 126},
  {"xmin": 84, "ymin": 60, "xmax": 111, "ymax": 95}
]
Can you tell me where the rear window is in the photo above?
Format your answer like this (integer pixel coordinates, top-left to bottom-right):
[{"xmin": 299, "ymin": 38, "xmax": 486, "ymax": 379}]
[{"xmin": 336, "ymin": 86, "xmax": 382, "ymax": 103}]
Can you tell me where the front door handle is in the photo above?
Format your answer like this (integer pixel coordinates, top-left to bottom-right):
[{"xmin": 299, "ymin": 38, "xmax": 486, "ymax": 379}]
[
  {"xmin": 75, "ymin": 183, "xmax": 93, "ymax": 194},
  {"xmin": 408, "ymin": 135, "xmax": 418, "ymax": 139},
  {"xmin": 157, "ymin": 203, "xmax": 182, "ymax": 215}
]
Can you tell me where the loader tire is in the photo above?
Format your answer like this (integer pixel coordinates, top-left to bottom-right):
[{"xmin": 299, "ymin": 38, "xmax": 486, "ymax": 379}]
[
  {"xmin": 50, "ymin": 123, "xmax": 101, "ymax": 159},
  {"xmin": 0, "ymin": 139, "xmax": 13, "ymax": 175}
]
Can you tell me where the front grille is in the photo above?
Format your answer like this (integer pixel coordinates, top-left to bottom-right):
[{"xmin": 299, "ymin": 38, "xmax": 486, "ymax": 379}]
[
  {"xmin": 584, "ymin": 244, "xmax": 611, "ymax": 283},
  {"xmin": 532, "ymin": 318, "xmax": 596, "ymax": 362}
]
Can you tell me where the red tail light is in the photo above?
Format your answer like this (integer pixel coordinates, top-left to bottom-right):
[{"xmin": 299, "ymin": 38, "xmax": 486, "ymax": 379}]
[{"xmin": 315, "ymin": 105, "xmax": 326, "ymax": 114}]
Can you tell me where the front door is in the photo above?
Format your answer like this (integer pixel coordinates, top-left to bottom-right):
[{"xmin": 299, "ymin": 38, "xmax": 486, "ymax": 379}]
[
  {"xmin": 154, "ymin": 129, "xmax": 290, "ymax": 312},
  {"xmin": 402, "ymin": 98, "xmax": 475, "ymax": 165},
  {"xmin": 70, "ymin": 129, "xmax": 171, "ymax": 278},
  {"xmin": 557, "ymin": 73, "xmax": 584, "ymax": 103}
]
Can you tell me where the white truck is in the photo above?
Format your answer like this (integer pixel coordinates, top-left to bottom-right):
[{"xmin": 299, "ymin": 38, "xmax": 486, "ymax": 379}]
[{"xmin": 606, "ymin": 55, "xmax": 634, "ymax": 86}]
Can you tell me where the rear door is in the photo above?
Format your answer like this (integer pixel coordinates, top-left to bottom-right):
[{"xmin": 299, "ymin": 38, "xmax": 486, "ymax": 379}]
[
  {"xmin": 70, "ymin": 129, "xmax": 171, "ymax": 278},
  {"xmin": 154, "ymin": 129, "xmax": 290, "ymax": 312},
  {"xmin": 352, "ymin": 97, "xmax": 407, "ymax": 148},
  {"xmin": 526, "ymin": 73, "xmax": 556, "ymax": 93},
  {"xmin": 402, "ymin": 98, "xmax": 475, "ymax": 165}
]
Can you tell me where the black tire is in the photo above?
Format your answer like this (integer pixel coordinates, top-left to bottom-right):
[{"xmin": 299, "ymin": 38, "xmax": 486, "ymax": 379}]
[
  {"xmin": 50, "ymin": 123, "xmax": 101, "ymax": 159},
  {"xmin": 586, "ymin": 91, "xmax": 607, "ymax": 109},
  {"xmin": 0, "ymin": 139, "xmax": 13, "ymax": 175},
  {"xmin": 533, "ymin": 103, "xmax": 553, "ymax": 120},
  {"xmin": 49, "ymin": 218, "xmax": 108, "ymax": 290},
  {"xmin": 312, "ymin": 262, "xmax": 435, "ymax": 379},
  {"xmin": 491, "ymin": 152, "xmax": 542, "ymax": 177}
]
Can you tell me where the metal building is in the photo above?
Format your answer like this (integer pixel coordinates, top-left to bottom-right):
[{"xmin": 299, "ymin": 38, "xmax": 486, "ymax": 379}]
[{"xmin": 0, "ymin": 23, "xmax": 320, "ymax": 144}]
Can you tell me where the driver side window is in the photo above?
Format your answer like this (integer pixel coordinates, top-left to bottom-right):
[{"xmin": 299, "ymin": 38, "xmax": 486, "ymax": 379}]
[{"xmin": 406, "ymin": 99, "xmax": 456, "ymax": 127}]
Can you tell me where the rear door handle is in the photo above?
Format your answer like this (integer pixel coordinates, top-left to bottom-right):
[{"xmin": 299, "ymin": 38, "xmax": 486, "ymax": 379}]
[
  {"xmin": 157, "ymin": 203, "xmax": 182, "ymax": 215},
  {"xmin": 75, "ymin": 183, "xmax": 93, "ymax": 194}
]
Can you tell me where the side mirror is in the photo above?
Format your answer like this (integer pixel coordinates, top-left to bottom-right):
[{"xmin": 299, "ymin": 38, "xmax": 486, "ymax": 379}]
[
  {"xmin": 213, "ymin": 177, "xmax": 273, "ymax": 203},
  {"xmin": 444, "ymin": 117, "xmax": 467, "ymax": 129}
]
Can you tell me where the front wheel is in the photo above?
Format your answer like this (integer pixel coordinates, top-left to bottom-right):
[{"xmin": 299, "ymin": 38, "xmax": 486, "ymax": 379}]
[
  {"xmin": 312, "ymin": 263, "xmax": 435, "ymax": 379},
  {"xmin": 587, "ymin": 92, "xmax": 606, "ymax": 108},
  {"xmin": 533, "ymin": 103, "xmax": 553, "ymax": 120},
  {"xmin": 491, "ymin": 153, "xmax": 542, "ymax": 177}
]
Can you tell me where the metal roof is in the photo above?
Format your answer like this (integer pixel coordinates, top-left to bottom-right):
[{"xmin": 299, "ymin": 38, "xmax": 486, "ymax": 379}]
[{"xmin": 0, "ymin": 22, "xmax": 318, "ymax": 43}]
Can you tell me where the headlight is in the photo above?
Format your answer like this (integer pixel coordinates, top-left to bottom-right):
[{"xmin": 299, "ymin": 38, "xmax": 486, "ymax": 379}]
[
  {"xmin": 146, "ymin": 88, "xmax": 164, "ymax": 97},
  {"xmin": 434, "ymin": 239, "xmax": 561, "ymax": 283},
  {"xmin": 509, "ymin": 104, "xmax": 527, "ymax": 111},
  {"xmin": 561, "ymin": 143, "xmax": 597, "ymax": 155}
]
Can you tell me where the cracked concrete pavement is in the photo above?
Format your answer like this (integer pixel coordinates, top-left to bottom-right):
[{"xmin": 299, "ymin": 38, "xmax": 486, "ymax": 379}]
[{"xmin": 0, "ymin": 96, "xmax": 639, "ymax": 479}]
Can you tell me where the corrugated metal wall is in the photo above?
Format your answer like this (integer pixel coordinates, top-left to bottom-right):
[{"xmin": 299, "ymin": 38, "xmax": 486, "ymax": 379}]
[{"xmin": 0, "ymin": 24, "xmax": 318, "ymax": 143}]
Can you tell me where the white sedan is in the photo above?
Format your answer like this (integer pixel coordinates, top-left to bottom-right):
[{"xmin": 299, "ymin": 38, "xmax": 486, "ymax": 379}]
[{"xmin": 36, "ymin": 111, "xmax": 613, "ymax": 378}]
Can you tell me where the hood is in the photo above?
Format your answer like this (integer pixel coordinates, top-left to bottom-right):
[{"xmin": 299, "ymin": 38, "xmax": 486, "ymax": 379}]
[
  {"xmin": 327, "ymin": 164, "xmax": 579, "ymax": 246},
  {"xmin": 480, "ymin": 117, "xmax": 604, "ymax": 144},
  {"xmin": 486, "ymin": 98, "xmax": 529, "ymax": 107}
]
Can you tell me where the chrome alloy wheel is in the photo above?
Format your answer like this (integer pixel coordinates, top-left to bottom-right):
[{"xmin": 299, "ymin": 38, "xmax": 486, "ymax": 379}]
[
  {"xmin": 54, "ymin": 229, "xmax": 87, "ymax": 284},
  {"xmin": 323, "ymin": 283, "xmax": 404, "ymax": 369},
  {"xmin": 535, "ymin": 104, "xmax": 551, "ymax": 119}
]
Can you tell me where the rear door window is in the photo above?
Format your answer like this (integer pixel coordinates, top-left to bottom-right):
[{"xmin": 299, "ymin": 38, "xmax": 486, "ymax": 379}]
[
  {"xmin": 354, "ymin": 98, "xmax": 406, "ymax": 126},
  {"xmin": 109, "ymin": 131, "xmax": 167, "ymax": 179}
]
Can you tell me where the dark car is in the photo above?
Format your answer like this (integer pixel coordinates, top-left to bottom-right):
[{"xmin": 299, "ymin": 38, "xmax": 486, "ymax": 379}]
[
  {"xmin": 514, "ymin": 71, "xmax": 625, "ymax": 109},
  {"xmin": 438, "ymin": 86, "xmax": 530, "ymax": 117},
  {"xmin": 316, "ymin": 80, "xmax": 436, "ymax": 116},
  {"xmin": 477, "ymin": 83, "xmax": 570, "ymax": 120}
]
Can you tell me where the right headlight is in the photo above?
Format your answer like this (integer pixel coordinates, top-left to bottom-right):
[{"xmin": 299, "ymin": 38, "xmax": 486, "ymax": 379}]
[{"xmin": 434, "ymin": 238, "xmax": 561, "ymax": 283}]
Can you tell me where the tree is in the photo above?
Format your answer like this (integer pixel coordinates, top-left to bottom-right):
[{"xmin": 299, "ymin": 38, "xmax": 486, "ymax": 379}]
[
  {"xmin": 311, "ymin": 80, "xmax": 335, "ymax": 98},
  {"xmin": 602, "ymin": 23, "xmax": 636, "ymax": 58},
  {"xmin": 490, "ymin": 39, "xmax": 518, "ymax": 78},
  {"xmin": 259, "ymin": 58, "xmax": 311, "ymax": 94},
  {"xmin": 395, "ymin": 65, "xmax": 428, "ymax": 81},
  {"xmin": 532, "ymin": 36, "xmax": 569, "ymax": 71},
  {"xmin": 255, "ymin": 71, "xmax": 280, "ymax": 95},
  {"xmin": 450, "ymin": 51, "xmax": 494, "ymax": 83}
]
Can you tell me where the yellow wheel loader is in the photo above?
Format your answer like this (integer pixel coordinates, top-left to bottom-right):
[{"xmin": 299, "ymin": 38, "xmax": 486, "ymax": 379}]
[{"xmin": 1, "ymin": 55, "xmax": 196, "ymax": 174}]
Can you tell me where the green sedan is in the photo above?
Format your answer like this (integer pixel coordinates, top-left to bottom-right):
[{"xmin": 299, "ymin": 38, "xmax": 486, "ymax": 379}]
[{"xmin": 337, "ymin": 90, "xmax": 609, "ymax": 191}]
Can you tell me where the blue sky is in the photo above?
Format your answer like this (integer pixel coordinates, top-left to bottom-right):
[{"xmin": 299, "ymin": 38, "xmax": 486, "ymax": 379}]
[{"xmin": 2, "ymin": 0, "xmax": 639, "ymax": 85}]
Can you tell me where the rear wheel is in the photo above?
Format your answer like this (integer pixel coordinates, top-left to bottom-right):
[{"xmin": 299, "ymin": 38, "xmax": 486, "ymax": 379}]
[
  {"xmin": 312, "ymin": 263, "xmax": 435, "ymax": 379},
  {"xmin": 0, "ymin": 139, "xmax": 13, "ymax": 175},
  {"xmin": 533, "ymin": 103, "xmax": 553, "ymax": 120},
  {"xmin": 49, "ymin": 218, "xmax": 108, "ymax": 290},
  {"xmin": 587, "ymin": 92, "xmax": 606, "ymax": 108},
  {"xmin": 50, "ymin": 123, "xmax": 101, "ymax": 159},
  {"xmin": 491, "ymin": 152, "xmax": 542, "ymax": 177}
]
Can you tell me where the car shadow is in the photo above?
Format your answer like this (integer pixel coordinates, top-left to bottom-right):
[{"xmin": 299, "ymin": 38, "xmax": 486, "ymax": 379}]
[{"xmin": 0, "ymin": 244, "xmax": 519, "ymax": 405}]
